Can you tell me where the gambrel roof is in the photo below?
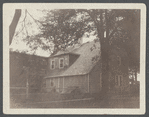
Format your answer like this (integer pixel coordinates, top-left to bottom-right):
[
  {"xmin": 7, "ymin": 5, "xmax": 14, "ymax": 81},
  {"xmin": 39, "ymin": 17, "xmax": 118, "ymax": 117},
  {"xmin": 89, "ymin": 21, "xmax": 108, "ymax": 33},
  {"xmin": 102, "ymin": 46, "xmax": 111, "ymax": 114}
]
[{"xmin": 45, "ymin": 41, "xmax": 101, "ymax": 78}]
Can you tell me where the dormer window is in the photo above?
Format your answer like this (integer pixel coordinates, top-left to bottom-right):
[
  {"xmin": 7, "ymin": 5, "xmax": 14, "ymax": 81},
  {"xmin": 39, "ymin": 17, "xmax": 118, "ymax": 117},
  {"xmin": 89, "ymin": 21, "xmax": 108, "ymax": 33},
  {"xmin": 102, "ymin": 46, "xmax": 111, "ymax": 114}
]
[
  {"xmin": 59, "ymin": 58, "xmax": 64, "ymax": 69},
  {"xmin": 51, "ymin": 60, "xmax": 55, "ymax": 69}
]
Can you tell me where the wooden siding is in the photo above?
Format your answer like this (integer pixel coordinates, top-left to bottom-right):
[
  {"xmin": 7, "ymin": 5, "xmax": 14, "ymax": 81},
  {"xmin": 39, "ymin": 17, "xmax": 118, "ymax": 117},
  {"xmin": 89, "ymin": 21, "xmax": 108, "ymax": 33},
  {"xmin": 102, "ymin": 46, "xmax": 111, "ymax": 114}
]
[
  {"xmin": 59, "ymin": 78, "xmax": 63, "ymax": 93},
  {"xmin": 89, "ymin": 61, "xmax": 102, "ymax": 93},
  {"xmin": 46, "ymin": 78, "xmax": 59, "ymax": 92},
  {"xmin": 46, "ymin": 75, "xmax": 88, "ymax": 93},
  {"xmin": 63, "ymin": 75, "xmax": 88, "ymax": 93}
]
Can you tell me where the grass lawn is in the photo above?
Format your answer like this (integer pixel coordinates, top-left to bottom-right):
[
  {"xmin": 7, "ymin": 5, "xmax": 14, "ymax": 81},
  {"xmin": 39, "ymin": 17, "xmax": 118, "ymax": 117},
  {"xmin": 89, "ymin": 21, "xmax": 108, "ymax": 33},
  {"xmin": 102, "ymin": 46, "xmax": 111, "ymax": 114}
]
[{"xmin": 10, "ymin": 92, "xmax": 139, "ymax": 108}]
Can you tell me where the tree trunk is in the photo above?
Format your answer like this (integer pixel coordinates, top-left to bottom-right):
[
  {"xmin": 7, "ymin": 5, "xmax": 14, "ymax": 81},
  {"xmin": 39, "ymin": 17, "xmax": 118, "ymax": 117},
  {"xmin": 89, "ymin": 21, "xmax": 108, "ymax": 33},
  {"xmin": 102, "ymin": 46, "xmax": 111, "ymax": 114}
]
[
  {"xmin": 96, "ymin": 10, "xmax": 111, "ymax": 93},
  {"xmin": 100, "ymin": 41, "xmax": 111, "ymax": 92},
  {"xmin": 99, "ymin": 10, "xmax": 111, "ymax": 93},
  {"xmin": 9, "ymin": 9, "xmax": 21, "ymax": 45}
]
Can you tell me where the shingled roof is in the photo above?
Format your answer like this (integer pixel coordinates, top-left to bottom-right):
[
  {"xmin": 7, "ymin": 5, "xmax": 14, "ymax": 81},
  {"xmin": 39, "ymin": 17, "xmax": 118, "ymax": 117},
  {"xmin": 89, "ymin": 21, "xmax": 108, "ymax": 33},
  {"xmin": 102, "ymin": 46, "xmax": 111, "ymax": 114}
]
[
  {"xmin": 45, "ymin": 41, "xmax": 101, "ymax": 78},
  {"xmin": 51, "ymin": 44, "xmax": 83, "ymax": 57}
]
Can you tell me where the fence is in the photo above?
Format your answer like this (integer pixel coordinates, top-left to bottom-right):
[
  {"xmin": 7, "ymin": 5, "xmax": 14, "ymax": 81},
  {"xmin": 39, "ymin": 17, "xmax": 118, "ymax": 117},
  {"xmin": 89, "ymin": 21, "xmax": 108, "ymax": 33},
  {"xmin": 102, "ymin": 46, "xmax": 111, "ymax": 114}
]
[{"xmin": 10, "ymin": 86, "xmax": 87, "ymax": 108}]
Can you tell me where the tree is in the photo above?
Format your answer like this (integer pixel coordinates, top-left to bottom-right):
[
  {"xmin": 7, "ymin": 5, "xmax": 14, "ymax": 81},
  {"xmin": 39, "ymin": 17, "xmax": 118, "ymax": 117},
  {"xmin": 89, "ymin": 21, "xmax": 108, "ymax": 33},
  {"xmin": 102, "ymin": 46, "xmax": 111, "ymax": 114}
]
[
  {"xmin": 120, "ymin": 10, "xmax": 140, "ymax": 81},
  {"xmin": 9, "ymin": 9, "xmax": 21, "ymax": 45}
]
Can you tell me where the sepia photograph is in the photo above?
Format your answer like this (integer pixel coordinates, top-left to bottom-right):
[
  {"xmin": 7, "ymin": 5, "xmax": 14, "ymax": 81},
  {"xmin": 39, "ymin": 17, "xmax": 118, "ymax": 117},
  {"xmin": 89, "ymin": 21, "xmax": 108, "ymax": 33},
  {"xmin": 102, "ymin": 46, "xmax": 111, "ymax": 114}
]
[{"xmin": 3, "ymin": 3, "xmax": 146, "ymax": 114}]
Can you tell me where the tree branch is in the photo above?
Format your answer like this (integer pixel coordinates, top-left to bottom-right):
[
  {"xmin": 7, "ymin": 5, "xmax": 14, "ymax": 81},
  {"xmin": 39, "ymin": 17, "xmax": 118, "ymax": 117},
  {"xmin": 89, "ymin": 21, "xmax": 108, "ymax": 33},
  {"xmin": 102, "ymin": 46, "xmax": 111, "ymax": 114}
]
[
  {"xmin": 15, "ymin": 10, "xmax": 27, "ymax": 37},
  {"xmin": 26, "ymin": 10, "xmax": 43, "ymax": 29}
]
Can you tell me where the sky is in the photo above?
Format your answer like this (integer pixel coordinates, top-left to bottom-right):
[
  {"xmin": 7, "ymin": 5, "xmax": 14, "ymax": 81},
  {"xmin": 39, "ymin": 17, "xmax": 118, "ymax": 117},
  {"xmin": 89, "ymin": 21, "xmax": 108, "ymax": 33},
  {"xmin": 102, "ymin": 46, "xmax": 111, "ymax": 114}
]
[{"xmin": 9, "ymin": 9, "xmax": 50, "ymax": 56}]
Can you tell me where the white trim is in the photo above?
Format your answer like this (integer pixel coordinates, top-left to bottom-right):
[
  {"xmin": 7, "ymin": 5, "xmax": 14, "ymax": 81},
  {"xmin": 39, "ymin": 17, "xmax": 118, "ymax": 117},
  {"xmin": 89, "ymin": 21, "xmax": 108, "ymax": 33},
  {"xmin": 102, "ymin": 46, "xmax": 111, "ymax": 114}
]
[
  {"xmin": 50, "ymin": 59, "xmax": 55, "ymax": 70},
  {"xmin": 59, "ymin": 58, "xmax": 64, "ymax": 69}
]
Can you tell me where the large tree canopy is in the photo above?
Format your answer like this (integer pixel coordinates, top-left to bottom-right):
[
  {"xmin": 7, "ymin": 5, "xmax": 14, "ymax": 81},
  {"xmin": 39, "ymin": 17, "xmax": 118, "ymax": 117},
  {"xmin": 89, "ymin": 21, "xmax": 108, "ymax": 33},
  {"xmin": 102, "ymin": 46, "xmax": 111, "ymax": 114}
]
[{"xmin": 35, "ymin": 9, "xmax": 140, "ymax": 72}]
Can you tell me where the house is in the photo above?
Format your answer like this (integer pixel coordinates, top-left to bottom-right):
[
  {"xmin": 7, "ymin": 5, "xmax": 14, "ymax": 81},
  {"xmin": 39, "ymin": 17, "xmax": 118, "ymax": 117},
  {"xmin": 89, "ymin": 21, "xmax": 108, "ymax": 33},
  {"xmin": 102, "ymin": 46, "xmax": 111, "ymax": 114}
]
[
  {"xmin": 10, "ymin": 51, "xmax": 48, "ymax": 93},
  {"xmin": 44, "ymin": 41, "xmax": 102, "ymax": 94},
  {"xmin": 44, "ymin": 40, "xmax": 129, "ymax": 94}
]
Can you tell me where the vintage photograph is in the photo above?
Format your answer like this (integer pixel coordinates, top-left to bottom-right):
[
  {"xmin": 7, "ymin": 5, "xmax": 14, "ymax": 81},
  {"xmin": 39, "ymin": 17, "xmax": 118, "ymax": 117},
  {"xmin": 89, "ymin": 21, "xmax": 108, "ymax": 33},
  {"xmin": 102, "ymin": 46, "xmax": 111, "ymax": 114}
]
[{"xmin": 3, "ymin": 3, "xmax": 146, "ymax": 114}]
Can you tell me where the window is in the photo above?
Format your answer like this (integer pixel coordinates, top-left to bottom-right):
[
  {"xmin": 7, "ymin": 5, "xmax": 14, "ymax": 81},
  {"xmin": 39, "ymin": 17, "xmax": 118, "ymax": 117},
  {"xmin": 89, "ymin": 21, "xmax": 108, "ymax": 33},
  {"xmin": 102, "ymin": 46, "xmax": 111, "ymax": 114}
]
[
  {"xmin": 115, "ymin": 75, "xmax": 123, "ymax": 86},
  {"xmin": 59, "ymin": 58, "xmax": 64, "ymax": 68},
  {"xmin": 51, "ymin": 60, "xmax": 55, "ymax": 69}
]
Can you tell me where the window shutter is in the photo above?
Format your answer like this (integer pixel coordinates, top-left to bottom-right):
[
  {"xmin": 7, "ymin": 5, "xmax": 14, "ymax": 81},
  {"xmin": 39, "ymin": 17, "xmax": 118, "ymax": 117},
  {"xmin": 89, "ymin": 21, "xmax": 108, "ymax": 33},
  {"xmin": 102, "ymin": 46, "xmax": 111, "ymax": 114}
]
[
  {"xmin": 59, "ymin": 58, "xmax": 64, "ymax": 68},
  {"xmin": 51, "ymin": 60, "xmax": 55, "ymax": 69}
]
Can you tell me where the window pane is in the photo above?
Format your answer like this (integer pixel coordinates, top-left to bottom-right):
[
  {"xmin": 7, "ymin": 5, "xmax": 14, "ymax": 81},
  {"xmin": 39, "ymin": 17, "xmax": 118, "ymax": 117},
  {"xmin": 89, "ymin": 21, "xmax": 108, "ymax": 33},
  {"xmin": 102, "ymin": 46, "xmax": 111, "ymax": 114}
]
[{"xmin": 60, "ymin": 59, "xmax": 64, "ymax": 68}]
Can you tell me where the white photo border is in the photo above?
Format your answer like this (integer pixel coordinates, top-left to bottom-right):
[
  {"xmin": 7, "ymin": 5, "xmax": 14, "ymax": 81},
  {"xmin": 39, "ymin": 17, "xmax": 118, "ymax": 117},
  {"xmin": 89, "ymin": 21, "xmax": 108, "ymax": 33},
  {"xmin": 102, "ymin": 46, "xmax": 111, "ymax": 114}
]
[{"xmin": 3, "ymin": 3, "xmax": 146, "ymax": 115}]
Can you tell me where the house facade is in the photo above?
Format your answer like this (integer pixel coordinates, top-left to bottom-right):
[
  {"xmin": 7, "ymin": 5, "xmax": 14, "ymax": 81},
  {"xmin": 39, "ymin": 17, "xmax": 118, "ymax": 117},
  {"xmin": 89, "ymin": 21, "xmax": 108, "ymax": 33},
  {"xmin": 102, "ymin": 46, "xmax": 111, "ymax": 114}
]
[
  {"xmin": 10, "ymin": 41, "xmax": 129, "ymax": 95},
  {"xmin": 44, "ymin": 41, "xmax": 102, "ymax": 94},
  {"xmin": 45, "ymin": 40, "xmax": 129, "ymax": 94}
]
